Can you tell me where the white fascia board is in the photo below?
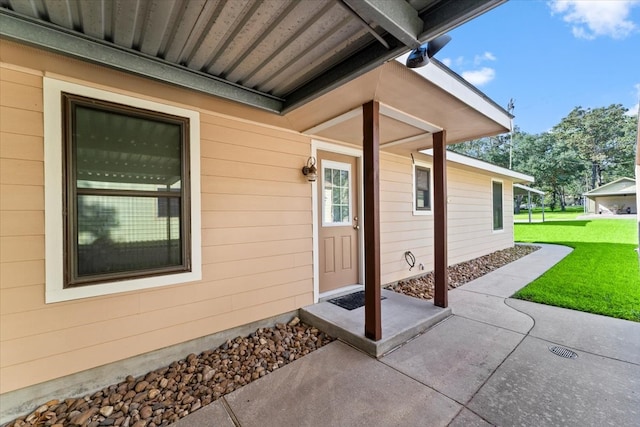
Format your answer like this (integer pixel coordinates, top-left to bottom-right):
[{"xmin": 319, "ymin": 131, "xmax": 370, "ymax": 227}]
[
  {"xmin": 421, "ymin": 149, "xmax": 534, "ymax": 183},
  {"xmin": 583, "ymin": 190, "xmax": 636, "ymax": 197},
  {"xmin": 395, "ymin": 57, "xmax": 511, "ymax": 130}
]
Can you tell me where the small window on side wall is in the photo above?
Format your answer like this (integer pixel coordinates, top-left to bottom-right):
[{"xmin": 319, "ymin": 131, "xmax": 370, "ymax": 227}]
[
  {"xmin": 492, "ymin": 180, "xmax": 504, "ymax": 231},
  {"xmin": 415, "ymin": 165, "xmax": 431, "ymax": 212}
]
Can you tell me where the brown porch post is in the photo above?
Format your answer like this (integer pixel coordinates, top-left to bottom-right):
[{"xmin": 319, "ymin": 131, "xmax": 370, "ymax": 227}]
[
  {"xmin": 363, "ymin": 100, "xmax": 382, "ymax": 340},
  {"xmin": 433, "ymin": 130, "xmax": 448, "ymax": 308}
]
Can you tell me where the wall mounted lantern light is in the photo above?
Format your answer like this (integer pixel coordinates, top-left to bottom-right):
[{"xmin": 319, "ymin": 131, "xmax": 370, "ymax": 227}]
[{"xmin": 302, "ymin": 157, "xmax": 317, "ymax": 182}]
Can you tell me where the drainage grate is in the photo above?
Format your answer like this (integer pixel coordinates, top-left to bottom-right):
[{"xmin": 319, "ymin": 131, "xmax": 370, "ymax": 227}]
[
  {"xmin": 549, "ymin": 346, "xmax": 578, "ymax": 359},
  {"xmin": 328, "ymin": 290, "xmax": 386, "ymax": 311}
]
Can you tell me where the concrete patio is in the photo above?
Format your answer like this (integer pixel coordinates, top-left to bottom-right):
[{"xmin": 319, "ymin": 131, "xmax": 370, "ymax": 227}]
[{"xmin": 175, "ymin": 244, "xmax": 640, "ymax": 426}]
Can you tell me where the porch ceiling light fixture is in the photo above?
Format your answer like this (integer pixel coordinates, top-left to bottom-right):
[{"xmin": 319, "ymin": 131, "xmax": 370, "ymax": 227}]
[
  {"xmin": 302, "ymin": 156, "xmax": 318, "ymax": 182},
  {"xmin": 406, "ymin": 34, "xmax": 452, "ymax": 68}
]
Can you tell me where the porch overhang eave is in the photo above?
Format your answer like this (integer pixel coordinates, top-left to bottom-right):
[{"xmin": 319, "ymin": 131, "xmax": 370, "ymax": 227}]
[{"xmin": 290, "ymin": 61, "xmax": 511, "ymax": 151}]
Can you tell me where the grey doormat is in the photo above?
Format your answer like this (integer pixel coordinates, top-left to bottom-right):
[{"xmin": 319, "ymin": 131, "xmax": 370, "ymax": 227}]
[{"xmin": 327, "ymin": 290, "xmax": 386, "ymax": 311}]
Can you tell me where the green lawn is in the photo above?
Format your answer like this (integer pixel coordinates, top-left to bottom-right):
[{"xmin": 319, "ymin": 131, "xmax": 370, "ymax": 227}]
[
  {"xmin": 514, "ymin": 219, "xmax": 640, "ymax": 322},
  {"xmin": 514, "ymin": 205, "xmax": 584, "ymax": 221}
]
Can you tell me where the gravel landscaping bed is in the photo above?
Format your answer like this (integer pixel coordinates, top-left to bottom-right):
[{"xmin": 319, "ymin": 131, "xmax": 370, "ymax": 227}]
[
  {"xmin": 387, "ymin": 244, "xmax": 541, "ymax": 300},
  {"xmin": 5, "ymin": 318, "xmax": 333, "ymax": 427}
]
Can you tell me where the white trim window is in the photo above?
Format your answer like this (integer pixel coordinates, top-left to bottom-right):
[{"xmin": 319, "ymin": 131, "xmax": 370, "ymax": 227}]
[
  {"xmin": 492, "ymin": 179, "xmax": 504, "ymax": 231},
  {"xmin": 413, "ymin": 163, "xmax": 432, "ymax": 215},
  {"xmin": 321, "ymin": 160, "xmax": 352, "ymax": 227},
  {"xmin": 44, "ymin": 78, "xmax": 201, "ymax": 303}
]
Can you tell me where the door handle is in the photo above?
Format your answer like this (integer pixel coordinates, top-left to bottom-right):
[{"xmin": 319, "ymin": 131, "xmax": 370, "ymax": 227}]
[{"xmin": 353, "ymin": 216, "xmax": 360, "ymax": 230}]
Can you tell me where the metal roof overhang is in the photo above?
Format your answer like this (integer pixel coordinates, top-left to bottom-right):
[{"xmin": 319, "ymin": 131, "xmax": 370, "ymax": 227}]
[
  {"xmin": 0, "ymin": 0, "xmax": 506, "ymax": 114},
  {"xmin": 514, "ymin": 183, "xmax": 544, "ymax": 196}
]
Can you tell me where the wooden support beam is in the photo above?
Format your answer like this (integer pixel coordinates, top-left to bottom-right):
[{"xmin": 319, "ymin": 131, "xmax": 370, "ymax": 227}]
[
  {"xmin": 433, "ymin": 130, "xmax": 448, "ymax": 308},
  {"xmin": 363, "ymin": 100, "xmax": 382, "ymax": 340}
]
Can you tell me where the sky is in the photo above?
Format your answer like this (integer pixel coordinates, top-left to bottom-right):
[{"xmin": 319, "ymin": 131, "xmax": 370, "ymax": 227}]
[{"xmin": 417, "ymin": 0, "xmax": 640, "ymax": 135}]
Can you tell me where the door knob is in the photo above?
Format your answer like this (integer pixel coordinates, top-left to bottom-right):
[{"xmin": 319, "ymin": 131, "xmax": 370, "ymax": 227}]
[{"xmin": 353, "ymin": 216, "xmax": 360, "ymax": 230}]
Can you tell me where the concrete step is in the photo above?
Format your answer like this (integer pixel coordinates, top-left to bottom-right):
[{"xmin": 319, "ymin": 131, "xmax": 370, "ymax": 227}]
[{"xmin": 300, "ymin": 289, "xmax": 451, "ymax": 357}]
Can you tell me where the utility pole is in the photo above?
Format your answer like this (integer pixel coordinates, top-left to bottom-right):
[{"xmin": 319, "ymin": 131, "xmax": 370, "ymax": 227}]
[{"xmin": 507, "ymin": 98, "xmax": 515, "ymax": 170}]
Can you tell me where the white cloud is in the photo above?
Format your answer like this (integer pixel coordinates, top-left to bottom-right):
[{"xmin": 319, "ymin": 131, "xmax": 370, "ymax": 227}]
[
  {"xmin": 474, "ymin": 51, "xmax": 496, "ymax": 65},
  {"xmin": 549, "ymin": 0, "xmax": 640, "ymax": 39},
  {"xmin": 461, "ymin": 67, "xmax": 496, "ymax": 86},
  {"xmin": 441, "ymin": 55, "xmax": 491, "ymax": 68},
  {"xmin": 415, "ymin": 52, "xmax": 499, "ymax": 87},
  {"xmin": 626, "ymin": 83, "xmax": 640, "ymax": 116},
  {"xmin": 440, "ymin": 53, "xmax": 498, "ymax": 86}
]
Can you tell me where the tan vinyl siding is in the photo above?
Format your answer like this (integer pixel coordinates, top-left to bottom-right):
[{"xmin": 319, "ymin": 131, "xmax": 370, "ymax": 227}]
[
  {"xmin": 0, "ymin": 260, "xmax": 45, "ymax": 289},
  {"xmin": 0, "ymin": 184, "xmax": 44, "ymax": 211},
  {"xmin": 379, "ymin": 153, "xmax": 515, "ymax": 285},
  {"xmin": 379, "ymin": 154, "xmax": 431, "ymax": 285},
  {"xmin": 0, "ymin": 211, "xmax": 44, "ymax": 237},
  {"xmin": 0, "ymin": 54, "xmax": 313, "ymax": 393}
]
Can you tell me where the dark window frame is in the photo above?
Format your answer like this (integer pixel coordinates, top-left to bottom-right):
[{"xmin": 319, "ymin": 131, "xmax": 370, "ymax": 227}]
[
  {"xmin": 492, "ymin": 180, "xmax": 504, "ymax": 231},
  {"xmin": 415, "ymin": 165, "xmax": 431, "ymax": 211},
  {"xmin": 62, "ymin": 93, "xmax": 192, "ymax": 288}
]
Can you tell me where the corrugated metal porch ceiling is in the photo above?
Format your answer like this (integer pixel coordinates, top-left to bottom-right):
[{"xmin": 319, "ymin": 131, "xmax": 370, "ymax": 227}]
[{"xmin": 0, "ymin": 0, "xmax": 504, "ymax": 113}]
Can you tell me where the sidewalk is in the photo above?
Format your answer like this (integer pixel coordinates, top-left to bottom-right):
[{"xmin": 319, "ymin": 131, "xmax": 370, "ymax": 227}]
[{"xmin": 175, "ymin": 244, "xmax": 640, "ymax": 426}]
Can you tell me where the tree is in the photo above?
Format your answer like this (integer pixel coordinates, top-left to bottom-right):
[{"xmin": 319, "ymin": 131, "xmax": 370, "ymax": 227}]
[
  {"xmin": 78, "ymin": 198, "xmax": 118, "ymax": 242},
  {"xmin": 448, "ymin": 132, "xmax": 512, "ymax": 168},
  {"xmin": 517, "ymin": 132, "xmax": 584, "ymax": 211},
  {"xmin": 552, "ymin": 105, "xmax": 636, "ymax": 190},
  {"xmin": 447, "ymin": 107, "xmax": 636, "ymax": 208}
]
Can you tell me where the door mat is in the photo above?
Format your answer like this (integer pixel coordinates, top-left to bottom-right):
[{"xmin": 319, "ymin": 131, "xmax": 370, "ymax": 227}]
[{"xmin": 327, "ymin": 290, "xmax": 386, "ymax": 311}]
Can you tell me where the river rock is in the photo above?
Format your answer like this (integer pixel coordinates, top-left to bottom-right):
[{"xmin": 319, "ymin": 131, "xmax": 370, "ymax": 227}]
[
  {"xmin": 71, "ymin": 407, "xmax": 99, "ymax": 425},
  {"xmin": 139, "ymin": 406, "xmax": 153, "ymax": 419},
  {"xmin": 389, "ymin": 245, "xmax": 540, "ymax": 300},
  {"xmin": 134, "ymin": 381, "xmax": 148, "ymax": 393},
  {"xmin": 100, "ymin": 406, "xmax": 114, "ymax": 417}
]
